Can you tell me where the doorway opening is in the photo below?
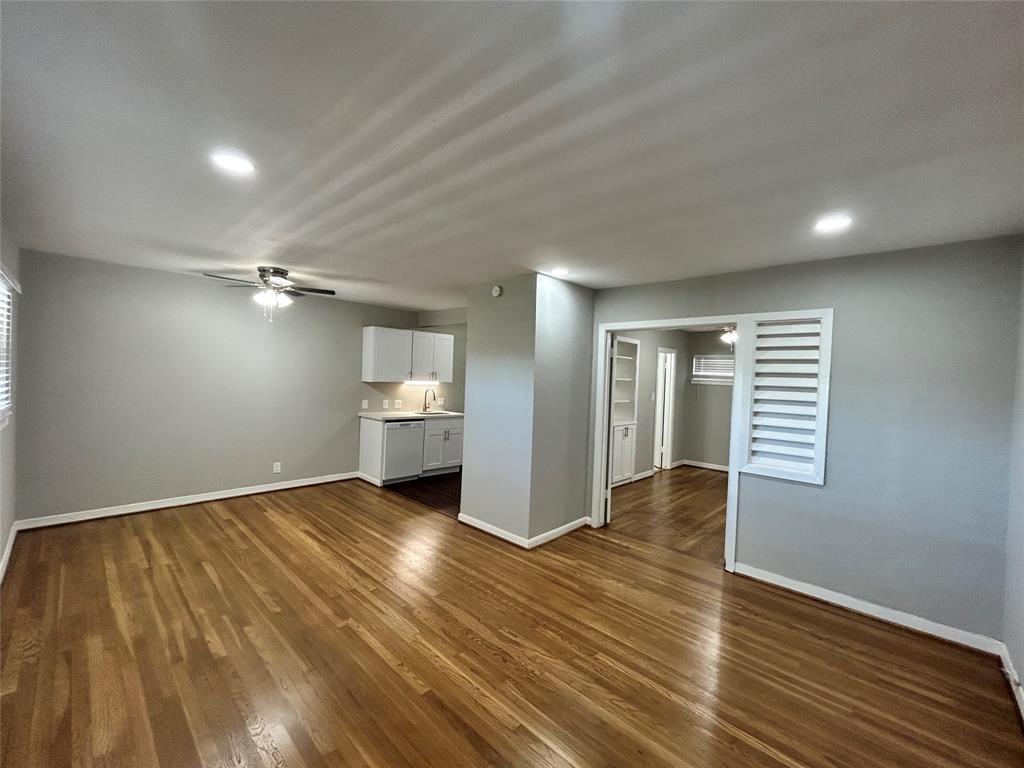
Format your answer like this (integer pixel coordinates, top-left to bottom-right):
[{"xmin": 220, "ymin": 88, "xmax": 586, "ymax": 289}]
[{"xmin": 605, "ymin": 326, "xmax": 733, "ymax": 566}]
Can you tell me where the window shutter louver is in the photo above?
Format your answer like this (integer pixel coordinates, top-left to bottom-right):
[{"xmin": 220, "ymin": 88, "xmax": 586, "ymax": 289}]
[
  {"xmin": 740, "ymin": 310, "xmax": 832, "ymax": 485},
  {"xmin": 0, "ymin": 280, "xmax": 11, "ymax": 412}
]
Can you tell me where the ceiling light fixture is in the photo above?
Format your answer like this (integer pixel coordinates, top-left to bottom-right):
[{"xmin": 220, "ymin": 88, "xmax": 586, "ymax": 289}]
[
  {"xmin": 210, "ymin": 148, "xmax": 256, "ymax": 177},
  {"xmin": 813, "ymin": 211, "xmax": 853, "ymax": 235},
  {"xmin": 720, "ymin": 328, "xmax": 738, "ymax": 345},
  {"xmin": 551, "ymin": 267, "xmax": 570, "ymax": 278}
]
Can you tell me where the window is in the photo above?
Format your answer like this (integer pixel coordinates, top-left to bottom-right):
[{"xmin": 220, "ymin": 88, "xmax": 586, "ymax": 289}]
[
  {"xmin": 737, "ymin": 309, "xmax": 833, "ymax": 486},
  {"xmin": 0, "ymin": 278, "xmax": 11, "ymax": 415},
  {"xmin": 691, "ymin": 354, "xmax": 734, "ymax": 385}
]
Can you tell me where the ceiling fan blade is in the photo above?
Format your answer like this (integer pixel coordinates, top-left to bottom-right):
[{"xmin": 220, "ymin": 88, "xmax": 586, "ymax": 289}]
[
  {"xmin": 290, "ymin": 286, "xmax": 336, "ymax": 295},
  {"xmin": 283, "ymin": 289, "xmax": 305, "ymax": 297},
  {"xmin": 203, "ymin": 273, "xmax": 260, "ymax": 286}
]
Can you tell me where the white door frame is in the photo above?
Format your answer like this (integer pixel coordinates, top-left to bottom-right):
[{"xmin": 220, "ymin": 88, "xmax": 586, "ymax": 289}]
[
  {"xmin": 653, "ymin": 348, "xmax": 676, "ymax": 470},
  {"xmin": 591, "ymin": 310, "xmax": 827, "ymax": 572}
]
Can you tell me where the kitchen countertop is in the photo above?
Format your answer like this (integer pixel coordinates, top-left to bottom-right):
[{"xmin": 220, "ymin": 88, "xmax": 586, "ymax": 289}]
[{"xmin": 359, "ymin": 411, "xmax": 464, "ymax": 422}]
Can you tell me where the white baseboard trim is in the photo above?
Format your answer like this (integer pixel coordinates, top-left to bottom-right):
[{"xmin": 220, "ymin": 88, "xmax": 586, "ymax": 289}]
[
  {"xmin": 457, "ymin": 514, "xmax": 529, "ymax": 547},
  {"xmin": 672, "ymin": 459, "xmax": 728, "ymax": 472},
  {"xmin": 526, "ymin": 517, "xmax": 589, "ymax": 549},
  {"xmin": 356, "ymin": 472, "xmax": 383, "ymax": 487},
  {"xmin": 457, "ymin": 514, "xmax": 589, "ymax": 550},
  {"xmin": 999, "ymin": 644, "xmax": 1024, "ymax": 717},
  {"xmin": 631, "ymin": 469, "xmax": 655, "ymax": 482},
  {"xmin": 733, "ymin": 563, "xmax": 1004, "ymax": 656},
  {"xmin": 0, "ymin": 525, "xmax": 17, "ymax": 585},
  {"xmin": 14, "ymin": 472, "xmax": 361, "ymax": 533}
]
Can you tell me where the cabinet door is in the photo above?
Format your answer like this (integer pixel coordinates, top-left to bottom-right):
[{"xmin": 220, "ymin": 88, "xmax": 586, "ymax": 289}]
[
  {"xmin": 433, "ymin": 333, "xmax": 455, "ymax": 383},
  {"xmin": 611, "ymin": 426, "xmax": 625, "ymax": 482},
  {"xmin": 369, "ymin": 327, "xmax": 413, "ymax": 381},
  {"xmin": 442, "ymin": 428, "xmax": 463, "ymax": 467},
  {"xmin": 411, "ymin": 331, "xmax": 435, "ymax": 380},
  {"xmin": 622, "ymin": 425, "xmax": 636, "ymax": 479},
  {"xmin": 422, "ymin": 427, "xmax": 445, "ymax": 471}
]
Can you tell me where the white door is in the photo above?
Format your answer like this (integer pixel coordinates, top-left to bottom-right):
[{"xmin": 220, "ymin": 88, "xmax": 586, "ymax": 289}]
[
  {"xmin": 653, "ymin": 349, "xmax": 676, "ymax": 469},
  {"xmin": 411, "ymin": 332, "xmax": 435, "ymax": 380},
  {"xmin": 422, "ymin": 425, "xmax": 445, "ymax": 470},
  {"xmin": 373, "ymin": 328, "xmax": 413, "ymax": 381},
  {"xmin": 433, "ymin": 334, "xmax": 455, "ymax": 383},
  {"xmin": 442, "ymin": 426, "xmax": 463, "ymax": 466}
]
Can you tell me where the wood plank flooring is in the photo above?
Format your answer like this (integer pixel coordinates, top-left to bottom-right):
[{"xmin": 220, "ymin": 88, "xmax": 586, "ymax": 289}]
[
  {"xmin": 386, "ymin": 469, "xmax": 461, "ymax": 519},
  {"xmin": 610, "ymin": 466, "xmax": 727, "ymax": 565},
  {"xmin": 2, "ymin": 479, "xmax": 1021, "ymax": 767}
]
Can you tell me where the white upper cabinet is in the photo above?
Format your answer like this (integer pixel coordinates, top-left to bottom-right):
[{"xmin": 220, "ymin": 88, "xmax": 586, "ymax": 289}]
[
  {"xmin": 362, "ymin": 327, "xmax": 456, "ymax": 383},
  {"xmin": 411, "ymin": 331, "xmax": 436, "ymax": 379},
  {"xmin": 362, "ymin": 327, "xmax": 413, "ymax": 382},
  {"xmin": 433, "ymin": 333, "xmax": 454, "ymax": 383}
]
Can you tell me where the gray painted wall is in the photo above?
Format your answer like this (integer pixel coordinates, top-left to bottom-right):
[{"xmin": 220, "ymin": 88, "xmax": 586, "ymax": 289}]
[
  {"xmin": 681, "ymin": 331, "xmax": 733, "ymax": 468},
  {"xmin": 1005, "ymin": 254, "xmax": 1024, "ymax": 681},
  {"xmin": 595, "ymin": 236, "xmax": 1022, "ymax": 638},
  {"xmin": 0, "ymin": 226, "xmax": 18, "ymax": 559},
  {"xmin": 461, "ymin": 274, "xmax": 537, "ymax": 539},
  {"xmin": 16, "ymin": 252, "xmax": 417, "ymax": 520},
  {"xmin": 529, "ymin": 275, "xmax": 594, "ymax": 537}
]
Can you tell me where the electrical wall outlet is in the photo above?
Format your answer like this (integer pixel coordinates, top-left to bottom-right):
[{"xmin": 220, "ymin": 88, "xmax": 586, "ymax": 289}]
[
  {"xmin": 272, "ymin": 462, "xmax": 282, "ymax": 474},
  {"xmin": 361, "ymin": 399, "xmax": 368, "ymax": 409},
  {"xmin": 394, "ymin": 399, "xmax": 402, "ymax": 409},
  {"xmin": 438, "ymin": 397, "xmax": 445, "ymax": 407},
  {"xmin": 382, "ymin": 399, "xmax": 389, "ymax": 409}
]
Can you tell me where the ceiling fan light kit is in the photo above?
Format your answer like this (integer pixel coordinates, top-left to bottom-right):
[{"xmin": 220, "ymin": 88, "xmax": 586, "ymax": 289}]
[{"xmin": 202, "ymin": 266, "xmax": 336, "ymax": 322}]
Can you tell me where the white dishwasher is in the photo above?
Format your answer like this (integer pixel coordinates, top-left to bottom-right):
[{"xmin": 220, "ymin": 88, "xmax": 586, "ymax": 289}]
[{"xmin": 382, "ymin": 420, "xmax": 425, "ymax": 481}]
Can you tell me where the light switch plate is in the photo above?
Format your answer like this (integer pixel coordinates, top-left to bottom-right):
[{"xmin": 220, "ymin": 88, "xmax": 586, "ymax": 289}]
[
  {"xmin": 394, "ymin": 399, "xmax": 403, "ymax": 409},
  {"xmin": 361, "ymin": 399, "xmax": 368, "ymax": 409},
  {"xmin": 272, "ymin": 462, "xmax": 282, "ymax": 474},
  {"xmin": 382, "ymin": 399, "xmax": 389, "ymax": 409},
  {"xmin": 438, "ymin": 397, "xmax": 445, "ymax": 407}
]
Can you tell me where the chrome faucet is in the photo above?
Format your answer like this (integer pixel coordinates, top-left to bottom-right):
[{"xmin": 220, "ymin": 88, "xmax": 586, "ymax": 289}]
[{"xmin": 423, "ymin": 388, "xmax": 438, "ymax": 413}]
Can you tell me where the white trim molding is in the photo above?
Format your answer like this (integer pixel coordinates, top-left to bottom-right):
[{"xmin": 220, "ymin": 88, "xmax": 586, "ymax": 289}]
[
  {"xmin": 0, "ymin": 525, "xmax": 17, "ymax": 585},
  {"xmin": 12, "ymin": 472, "xmax": 360, "ymax": 533},
  {"xmin": 457, "ymin": 514, "xmax": 588, "ymax": 550},
  {"xmin": 734, "ymin": 563, "xmax": 1004, "ymax": 655},
  {"xmin": 1000, "ymin": 645, "xmax": 1024, "ymax": 717},
  {"xmin": 673, "ymin": 459, "xmax": 728, "ymax": 472}
]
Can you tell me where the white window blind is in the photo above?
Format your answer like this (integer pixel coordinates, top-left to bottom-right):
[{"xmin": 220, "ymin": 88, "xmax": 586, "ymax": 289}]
[
  {"xmin": 740, "ymin": 311, "xmax": 832, "ymax": 485},
  {"xmin": 691, "ymin": 354, "xmax": 734, "ymax": 384},
  {"xmin": 0, "ymin": 279, "xmax": 10, "ymax": 412}
]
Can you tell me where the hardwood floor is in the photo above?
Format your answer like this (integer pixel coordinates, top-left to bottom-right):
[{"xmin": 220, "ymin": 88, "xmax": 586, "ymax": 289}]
[
  {"xmin": 2, "ymin": 479, "xmax": 1021, "ymax": 767},
  {"xmin": 611, "ymin": 466, "xmax": 727, "ymax": 565},
  {"xmin": 386, "ymin": 469, "xmax": 461, "ymax": 519}
]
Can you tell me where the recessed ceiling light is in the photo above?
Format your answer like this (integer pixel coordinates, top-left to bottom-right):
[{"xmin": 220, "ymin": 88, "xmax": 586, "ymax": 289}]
[
  {"xmin": 551, "ymin": 267, "xmax": 570, "ymax": 278},
  {"xmin": 210, "ymin": 149, "xmax": 256, "ymax": 177},
  {"xmin": 813, "ymin": 211, "xmax": 853, "ymax": 235}
]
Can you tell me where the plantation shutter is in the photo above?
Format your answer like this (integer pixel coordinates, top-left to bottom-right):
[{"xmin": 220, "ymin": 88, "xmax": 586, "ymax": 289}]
[
  {"xmin": 742, "ymin": 311, "xmax": 832, "ymax": 485},
  {"xmin": 0, "ymin": 279, "xmax": 11, "ymax": 413}
]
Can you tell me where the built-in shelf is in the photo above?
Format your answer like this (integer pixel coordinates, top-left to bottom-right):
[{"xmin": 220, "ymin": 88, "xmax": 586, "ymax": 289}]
[
  {"xmin": 615, "ymin": 355, "xmax": 634, "ymax": 360},
  {"xmin": 614, "ymin": 398, "xmax": 632, "ymax": 404},
  {"xmin": 615, "ymin": 377, "xmax": 632, "ymax": 382}
]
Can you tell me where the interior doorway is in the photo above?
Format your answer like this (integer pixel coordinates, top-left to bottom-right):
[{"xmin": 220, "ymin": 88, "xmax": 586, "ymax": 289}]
[
  {"xmin": 653, "ymin": 348, "xmax": 676, "ymax": 471},
  {"xmin": 595, "ymin": 314, "xmax": 742, "ymax": 570}
]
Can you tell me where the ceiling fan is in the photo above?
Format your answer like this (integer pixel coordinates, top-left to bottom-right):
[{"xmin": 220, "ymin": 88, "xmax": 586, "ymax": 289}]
[{"xmin": 202, "ymin": 266, "xmax": 336, "ymax": 321}]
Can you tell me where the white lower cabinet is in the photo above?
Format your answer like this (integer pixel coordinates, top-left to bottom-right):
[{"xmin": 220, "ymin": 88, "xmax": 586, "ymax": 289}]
[
  {"xmin": 423, "ymin": 419, "xmax": 463, "ymax": 471},
  {"xmin": 611, "ymin": 422, "xmax": 637, "ymax": 485}
]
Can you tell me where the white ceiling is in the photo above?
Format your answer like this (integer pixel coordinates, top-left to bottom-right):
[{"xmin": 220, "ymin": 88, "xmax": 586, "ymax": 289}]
[{"xmin": 2, "ymin": 2, "xmax": 1021, "ymax": 310}]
